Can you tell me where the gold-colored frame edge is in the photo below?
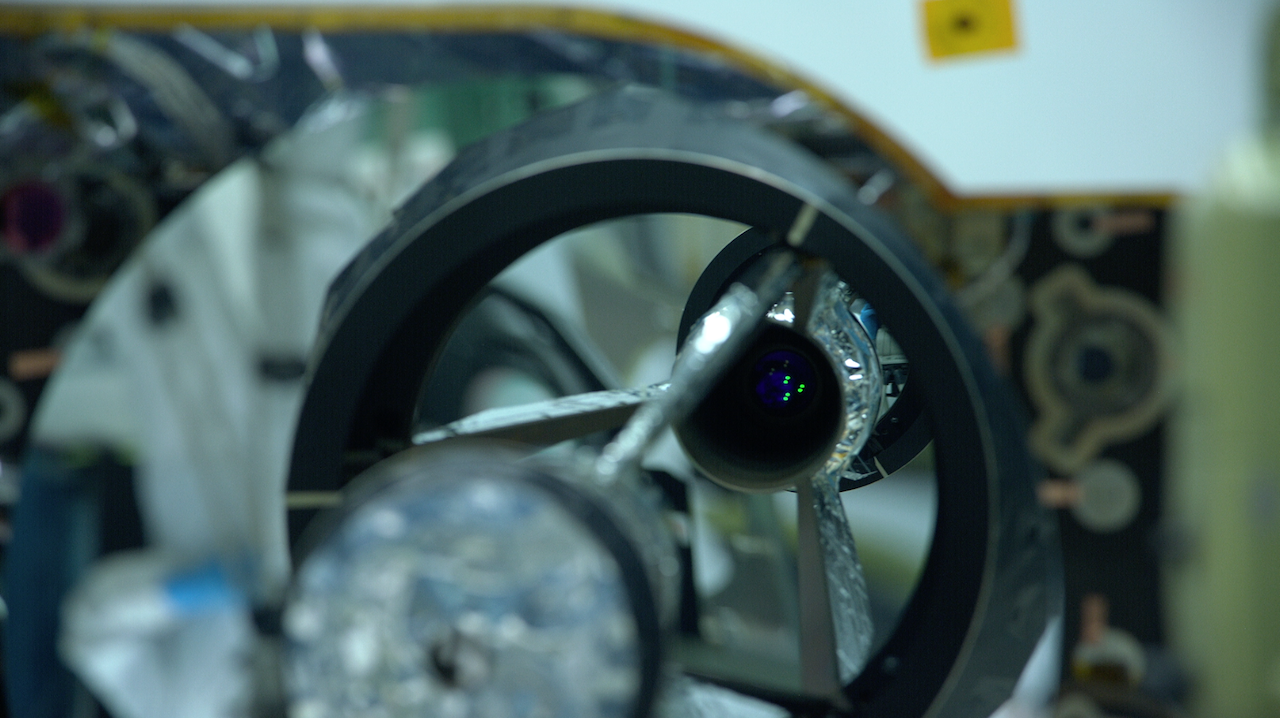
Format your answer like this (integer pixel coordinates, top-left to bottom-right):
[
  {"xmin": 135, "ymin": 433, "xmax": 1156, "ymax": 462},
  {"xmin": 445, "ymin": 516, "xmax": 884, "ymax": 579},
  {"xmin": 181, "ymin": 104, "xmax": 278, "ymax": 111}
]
[{"xmin": 0, "ymin": 4, "xmax": 1177, "ymax": 211}]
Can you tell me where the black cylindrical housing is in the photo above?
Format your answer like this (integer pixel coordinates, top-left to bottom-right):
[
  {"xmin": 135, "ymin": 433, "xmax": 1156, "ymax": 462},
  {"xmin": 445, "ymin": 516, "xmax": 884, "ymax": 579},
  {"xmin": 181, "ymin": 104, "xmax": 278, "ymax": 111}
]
[{"xmin": 676, "ymin": 323, "xmax": 843, "ymax": 491}]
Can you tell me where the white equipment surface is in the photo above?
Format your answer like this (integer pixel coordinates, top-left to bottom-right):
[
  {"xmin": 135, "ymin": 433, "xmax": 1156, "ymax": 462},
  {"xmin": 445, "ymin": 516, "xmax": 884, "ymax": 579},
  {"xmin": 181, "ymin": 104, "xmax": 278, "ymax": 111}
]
[{"xmin": 29, "ymin": 0, "xmax": 1271, "ymax": 196}]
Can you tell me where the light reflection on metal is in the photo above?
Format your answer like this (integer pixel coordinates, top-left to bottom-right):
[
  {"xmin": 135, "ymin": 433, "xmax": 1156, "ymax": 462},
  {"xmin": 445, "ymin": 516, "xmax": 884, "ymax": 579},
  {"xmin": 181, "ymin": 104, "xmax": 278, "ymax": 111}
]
[
  {"xmin": 303, "ymin": 29, "xmax": 345, "ymax": 91},
  {"xmin": 768, "ymin": 269, "xmax": 884, "ymax": 481},
  {"xmin": 807, "ymin": 272, "xmax": 883, "ymax": 481},
  {"xmin": 594, "ymin": 251, "xmax": 802, "ymax": 484},
  {"xmin": 808, "ymin": 468, "xmax": 874, "ymax": 684},
  {"xmin": 413, "ymin": 384, "xmax": 667, "ymax": 448},
  {"xmin": 771, "ymin": 265, "xmax": 878, "ymax": 693}
]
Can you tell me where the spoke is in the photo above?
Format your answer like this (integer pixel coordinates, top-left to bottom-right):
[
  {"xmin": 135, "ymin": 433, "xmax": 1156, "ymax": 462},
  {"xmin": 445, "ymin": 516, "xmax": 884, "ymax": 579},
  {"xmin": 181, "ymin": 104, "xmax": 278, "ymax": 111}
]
[
  {"xmin": 415, "ymin": 250, "xmax": 804, "ymax": 466},
  {"xmin": 795, "ymin": 476, "xmax": 843, "ymax": 700},
  {"xmin": 787, "ymin": 256, "xmax": 831, "ymax": 329},
  {"xmin": 595, "ymin": 251, "xmax": 803, "ymax": 482},
  {"xmin": 796, "ymin": 470, "xmax": 874, "ymax": 701},
  {"xmin": 411, "ymin": 384, "xmax": 666, "ymax": 447}
]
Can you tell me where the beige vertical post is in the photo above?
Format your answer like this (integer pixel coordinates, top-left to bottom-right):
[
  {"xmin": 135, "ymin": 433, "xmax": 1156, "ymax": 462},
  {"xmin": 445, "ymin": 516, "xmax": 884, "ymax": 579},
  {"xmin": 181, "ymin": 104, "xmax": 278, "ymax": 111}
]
[{"xmin": 1166, "ymin": 11, "xmax": 1280, "ymax": 715}]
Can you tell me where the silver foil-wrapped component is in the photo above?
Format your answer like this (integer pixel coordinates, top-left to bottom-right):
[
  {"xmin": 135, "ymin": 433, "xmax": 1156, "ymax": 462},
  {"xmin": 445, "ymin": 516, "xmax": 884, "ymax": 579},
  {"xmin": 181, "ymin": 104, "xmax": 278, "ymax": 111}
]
[
  {"xmin": 285, "ymin": 447, "xmax": 655, "ymax": 718},
  {"xmin": 767, "ymin": 272, "xmax": 884, "ymax": 482}
]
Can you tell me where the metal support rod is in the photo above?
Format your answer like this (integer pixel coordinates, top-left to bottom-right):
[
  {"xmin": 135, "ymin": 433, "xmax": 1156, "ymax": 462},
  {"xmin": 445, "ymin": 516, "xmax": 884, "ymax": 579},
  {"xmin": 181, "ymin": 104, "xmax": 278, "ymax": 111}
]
[
  {"xmin": 412, "ymin": 384, "xmax": 666, "ymax": 447},
  {"xmin": 595, "ymin": 250, "xmax": 802, "ymax": 483},
  {"xmin": 792, "ymin": 254, "xmax": 876, "ymax": 698},
  {"xmin": 796, "ymin": 474, "xmax": 844, "ymax": 700},
  {"xmin": 796, "ymin": 468, "xmax": 874, "ymax": 702}
]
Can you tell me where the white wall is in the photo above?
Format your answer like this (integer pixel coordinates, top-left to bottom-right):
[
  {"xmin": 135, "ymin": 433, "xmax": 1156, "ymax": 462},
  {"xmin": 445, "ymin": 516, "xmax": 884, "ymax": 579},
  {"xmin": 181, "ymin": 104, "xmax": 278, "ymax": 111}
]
[
  {"xmin": 37, "ymin": 0, "xmax": 1275, "ymax": 194},
  {"xmin": 591, "ymin": 0, "xmax": 1273, "ymax": 195}
]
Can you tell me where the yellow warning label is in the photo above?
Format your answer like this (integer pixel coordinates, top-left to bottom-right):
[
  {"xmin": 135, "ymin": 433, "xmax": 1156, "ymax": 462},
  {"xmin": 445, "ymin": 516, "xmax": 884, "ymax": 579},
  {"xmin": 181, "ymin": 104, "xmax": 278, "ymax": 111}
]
[{"xmin": 923, "ymin": 0, "xmax": 1018, "ymax": 60}]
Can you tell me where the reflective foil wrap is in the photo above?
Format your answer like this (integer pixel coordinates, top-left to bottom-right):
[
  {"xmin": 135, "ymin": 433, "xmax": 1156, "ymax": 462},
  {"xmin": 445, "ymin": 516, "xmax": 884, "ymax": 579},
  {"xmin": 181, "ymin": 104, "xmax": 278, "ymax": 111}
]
[
  {"xmin": 285, "ymin": 450, "xmax": 648, "ymax": 718},
  {"xmin": 769, "ymin": 271, "xmax": 883, "ymax": 479},
  {"xmin": 809, "ymin": 471, "xmax": 874, "ymax": 682}
]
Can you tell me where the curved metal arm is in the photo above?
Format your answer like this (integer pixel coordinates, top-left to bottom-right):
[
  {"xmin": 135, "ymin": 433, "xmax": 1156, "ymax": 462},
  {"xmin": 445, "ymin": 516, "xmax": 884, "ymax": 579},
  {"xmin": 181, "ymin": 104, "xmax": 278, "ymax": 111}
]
[{"xmin": 595, "ymin": 251, "xmax": 803, "ymax": 483}]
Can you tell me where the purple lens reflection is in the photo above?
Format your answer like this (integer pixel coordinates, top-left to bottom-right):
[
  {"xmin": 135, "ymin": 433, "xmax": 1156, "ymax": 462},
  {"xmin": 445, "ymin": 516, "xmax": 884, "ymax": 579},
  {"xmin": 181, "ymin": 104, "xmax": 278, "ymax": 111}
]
[{"xmin": 751, "ymin": 349, "xmax": 817, "ymax": 415}]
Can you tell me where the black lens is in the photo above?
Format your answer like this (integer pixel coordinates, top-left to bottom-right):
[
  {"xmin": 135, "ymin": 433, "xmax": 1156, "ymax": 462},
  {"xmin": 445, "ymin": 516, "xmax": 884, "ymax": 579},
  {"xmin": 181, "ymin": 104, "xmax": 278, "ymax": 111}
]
[
  {"xmin": 750, "ymin": 349, "xmax": 817, "ymax": 416},
  {"xmin": 678, "ymin": 325, "xmax": 841, "ymax": 489}
]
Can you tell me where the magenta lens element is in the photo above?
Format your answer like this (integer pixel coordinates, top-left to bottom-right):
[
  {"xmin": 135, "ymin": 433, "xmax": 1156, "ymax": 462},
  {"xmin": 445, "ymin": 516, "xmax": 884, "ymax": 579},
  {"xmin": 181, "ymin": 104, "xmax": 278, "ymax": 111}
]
[{"xmin": 3, "ymin": 181, "xmax": 65, "ymax": 255}]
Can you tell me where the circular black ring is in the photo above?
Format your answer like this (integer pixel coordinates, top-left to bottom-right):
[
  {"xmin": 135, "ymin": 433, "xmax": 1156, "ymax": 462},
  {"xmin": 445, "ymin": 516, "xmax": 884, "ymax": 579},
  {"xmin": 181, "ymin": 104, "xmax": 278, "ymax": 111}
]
[
  {"xmin": 676, "ymin": 228, "xmax": 930, "ymax": 489},
  {"xmin": 289, "ymin": 87, "xmax": 1054, "ymax": 718}
]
